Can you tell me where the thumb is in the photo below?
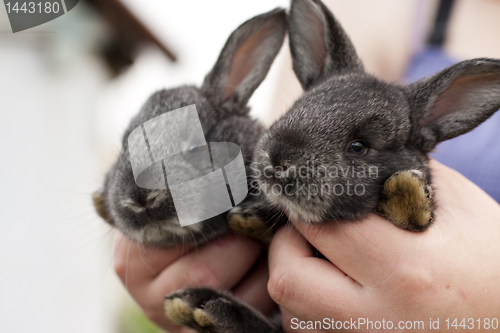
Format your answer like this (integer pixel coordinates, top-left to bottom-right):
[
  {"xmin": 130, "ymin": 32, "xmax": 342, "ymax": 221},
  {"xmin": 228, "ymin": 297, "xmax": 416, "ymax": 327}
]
[{"xmin": 268, "ymin": 225, "xmax": 366, "ymax": 323}]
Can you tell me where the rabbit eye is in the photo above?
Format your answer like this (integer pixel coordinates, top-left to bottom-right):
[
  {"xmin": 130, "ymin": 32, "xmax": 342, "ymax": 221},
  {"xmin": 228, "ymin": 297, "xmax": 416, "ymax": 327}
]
[{"xmin": 347, "ymin": 141, "xmax": 368, "ymax": 156}]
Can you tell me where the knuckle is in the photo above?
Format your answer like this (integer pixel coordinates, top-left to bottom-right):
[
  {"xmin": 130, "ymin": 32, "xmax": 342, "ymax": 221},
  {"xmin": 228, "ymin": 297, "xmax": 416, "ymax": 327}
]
[
  {"xmin": 268, "ymin": 262, "xmax": 294, "ymax": 305},
  {"xmin": 301, "ymin": 222, "xmax": 323, "ymax": 245},
  {"xmin": 186, "ymin": 263, "xmax": 219, "ymax": 288},
  {"xmin": 113, "ymin": 254, "xmax": 127, "ymax": 280},
  {"xmin": 392, "ymin": 263, "xmax": 435, "ymax": 297}
]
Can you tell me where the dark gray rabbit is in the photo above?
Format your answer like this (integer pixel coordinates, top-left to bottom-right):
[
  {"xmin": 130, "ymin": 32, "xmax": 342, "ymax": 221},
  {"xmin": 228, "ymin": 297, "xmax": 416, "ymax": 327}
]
[
  {"xmin": 94, "ymin": 9, "xmax": 286, "ymax": 247},
  {"xmin": 253, "ymin": 0, "xmax": 500, "ymax": 232},
  {"xmin": 93, "ymin": 8, "xmax": 288, "ymax": 333},
  {"xmin": 95, "ymin": 0, "xmax": 500, "ymax": 332},
  {"xmin": 162, "ymin": 0, "xmax": 500, "ymax": 332}
]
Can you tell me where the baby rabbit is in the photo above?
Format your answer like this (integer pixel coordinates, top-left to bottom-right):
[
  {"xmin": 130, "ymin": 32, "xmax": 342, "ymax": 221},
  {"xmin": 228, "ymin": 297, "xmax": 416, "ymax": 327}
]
[
  {"xmin": 164, "ymin": 1, "xmax": 500, "ymax": 333},
  {"xmin": 93, "ymin": 8, "xmax": 288, "ymax": 333},
  {"xmin": 254, "ymin": 0, "xmax": 500, "ymax": 231},
  {"xmin": 93, "ymin": 9, "xmax": 286, "ymax": 247}
]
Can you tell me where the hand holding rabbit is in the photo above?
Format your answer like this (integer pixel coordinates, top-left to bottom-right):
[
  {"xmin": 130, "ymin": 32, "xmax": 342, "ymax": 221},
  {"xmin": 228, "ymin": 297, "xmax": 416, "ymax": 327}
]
[{"xmin": 269, "ymin": 160, "xmax": 500, "ymax": 332}]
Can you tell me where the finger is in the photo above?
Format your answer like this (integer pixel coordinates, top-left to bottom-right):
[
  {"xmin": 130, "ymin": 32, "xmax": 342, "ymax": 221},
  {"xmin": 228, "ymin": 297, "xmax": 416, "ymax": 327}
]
[
  {"xmin": 268, "ymin": 225, "xmax": 365, "ymax": 321},
  {"xmin": 290, "ymin": 215, "xmax": 412, "ymax": 285},
  {"xmin": 113, "ymin": 231, "xmax": 192, "ymax": 286},
  {"xmin": 112, "ymin": 231, "xmax": 196, "ymax": 331},
  {"xmin": 286, "ymin": 159, "xmax": 481, "ymax": 287},
  {"xmin": 232, "ymin": 256, "xmax": 277, "ymax": 316},
  {"xmin": 126, "ymin": 233, "xmax": 262, "ymax": 330},
  {"xmin": 428, "ymin": 159, "xmax": 499, "ymax": 228},
  {"xmin": 148, "ymin": 232, "xmax": 263, "ymax": 300},
  {"xmin": 268, "ymin": 223, "xmax": 314, "ymax": 270}
]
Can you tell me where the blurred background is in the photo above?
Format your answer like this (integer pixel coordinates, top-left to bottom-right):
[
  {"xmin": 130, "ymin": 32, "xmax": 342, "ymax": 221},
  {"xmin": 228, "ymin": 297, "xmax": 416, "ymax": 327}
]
[{"xmin": 1, "ymin": 0, "xmax": 499, "ymax": 332}]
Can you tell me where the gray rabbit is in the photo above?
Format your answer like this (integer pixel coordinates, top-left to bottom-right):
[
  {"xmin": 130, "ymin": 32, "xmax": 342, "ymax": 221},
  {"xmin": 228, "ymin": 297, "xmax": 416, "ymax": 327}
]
[
  {"xmin": 94, "ymin": 9, "xmax": 286, "ymax": 247},
  {"xmin": 93, "ymin": 9, "xmax": 288, "ymax": 333},
  {"xmin": 161, "ymin": 0, "xmax": 500, "ymax": 332},
  {"xmin": 253, "ymin": 0, "xmax": 500, "ymax": 232}
]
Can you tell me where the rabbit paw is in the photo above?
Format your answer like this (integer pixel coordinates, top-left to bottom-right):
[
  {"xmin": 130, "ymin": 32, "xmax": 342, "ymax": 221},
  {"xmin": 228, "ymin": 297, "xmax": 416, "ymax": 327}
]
[
  {"xmin": 378, "ymin": 170, "xmax": 434, "ymax": 231},
  {"xmin": 165, "ymin": 288, "xmax": 222, "ymax": 332},
  {"xmin": 165, "ymin": 288, "xmax": 279, "ymax": 333},
  {"xmin": 228, "ymin": 204, "xmax": 273, "ymax": 242}
]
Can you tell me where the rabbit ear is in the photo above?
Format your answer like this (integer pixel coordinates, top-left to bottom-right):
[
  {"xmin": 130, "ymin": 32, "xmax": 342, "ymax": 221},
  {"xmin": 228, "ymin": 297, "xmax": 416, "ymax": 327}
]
[
  {"xmin": 201, "ymin": 8, "xmax": 287, "ymax": 115},
  {"xmin": 408, "ymin": 58, "xmax": 500, "ymax": 152},
  {"xmin": 288, "ymin": 0, "xmax": 363, "ymax": 90}
]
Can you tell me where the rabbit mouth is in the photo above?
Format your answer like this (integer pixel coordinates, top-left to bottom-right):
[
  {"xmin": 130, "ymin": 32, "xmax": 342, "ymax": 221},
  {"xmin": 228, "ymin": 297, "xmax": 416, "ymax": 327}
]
[
  {"xmin": 284, "ymin": 203, "xmax": 324, "ymax": 223},
  {"xmin": 260, "ymin": 181, "xmax": 325, "ymax": 223},
  {"xmin": 123, "ymin": 218, "xmax": 203, "ymax": 245}
]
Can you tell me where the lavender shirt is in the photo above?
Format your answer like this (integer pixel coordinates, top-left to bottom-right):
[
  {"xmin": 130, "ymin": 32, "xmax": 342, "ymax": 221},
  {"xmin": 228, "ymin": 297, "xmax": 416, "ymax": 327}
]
[{"xmin": 405, "ymin": 47, "xmax": 500, "ymax": 203}]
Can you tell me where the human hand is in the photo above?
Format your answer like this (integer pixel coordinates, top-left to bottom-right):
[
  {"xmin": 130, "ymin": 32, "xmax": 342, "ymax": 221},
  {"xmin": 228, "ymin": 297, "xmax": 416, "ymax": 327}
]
[
  {"xmin": 114, "ymin": 232, "xmax": 276, "ymax": 333},
  {"xmin": 268, "ymin": 160, "xmax": 500, "ymax": 332}
]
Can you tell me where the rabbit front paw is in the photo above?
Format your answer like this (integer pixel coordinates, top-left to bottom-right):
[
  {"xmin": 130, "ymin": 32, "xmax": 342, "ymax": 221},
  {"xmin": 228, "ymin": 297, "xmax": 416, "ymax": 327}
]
[
  {"xmin": 228, "ymin": 204, "xmax": 273, "ymax": 242},
  {"xmin": 378, "ymin": 170, "xmax": 434, "ymax": 231},
  {"xmin": 165, "ymin": 288, "xmax": 280, "ymax": 333},
  {"xmin": 164, "ymin": 288, "xmax": 224, "ymax": 333}
]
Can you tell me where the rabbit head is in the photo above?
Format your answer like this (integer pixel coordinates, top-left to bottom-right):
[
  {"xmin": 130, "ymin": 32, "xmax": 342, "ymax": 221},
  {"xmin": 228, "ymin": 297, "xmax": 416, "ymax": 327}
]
[
  {"xmin": 254, "ymin": 0, "xmax": 500, "ymax": 223},
  {"xmin": 94, "ymin": 9, "xmax": 287, "ymax": 247}
]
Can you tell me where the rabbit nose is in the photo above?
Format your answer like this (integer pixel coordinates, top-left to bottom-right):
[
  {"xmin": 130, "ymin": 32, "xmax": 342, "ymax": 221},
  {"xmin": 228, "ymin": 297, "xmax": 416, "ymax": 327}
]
[
  {"xmin": 269, "ymin": 153, "xmax": 295, "ymax": 179},
  {"xmin": 274, "ymin": 166, "xmax": 288, "ymax": 179},
  {"xmin": 133, "ymin": 190, "xmax": 161, "ymax": 209},
  {"xmin": 265, "ymin": 161, "xmax": 296, "ymax": 181},
  {"xmin": 123, "ymin": 190, "xmax": 163, "ymax": 213},
  {"xmin": 267, "ymin": 132, "xmax": 305, "ymax": 166},
  {"xmin": 145, "ymin": 195, "xmax": 158, "ymax": 209},
  {"xmin": 268, "ymin": 162, "xmax": 289, "ymax": 173},
  {"xmin": 269, "ymin": 153, "xmax": 286, "ymax": 173}
]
